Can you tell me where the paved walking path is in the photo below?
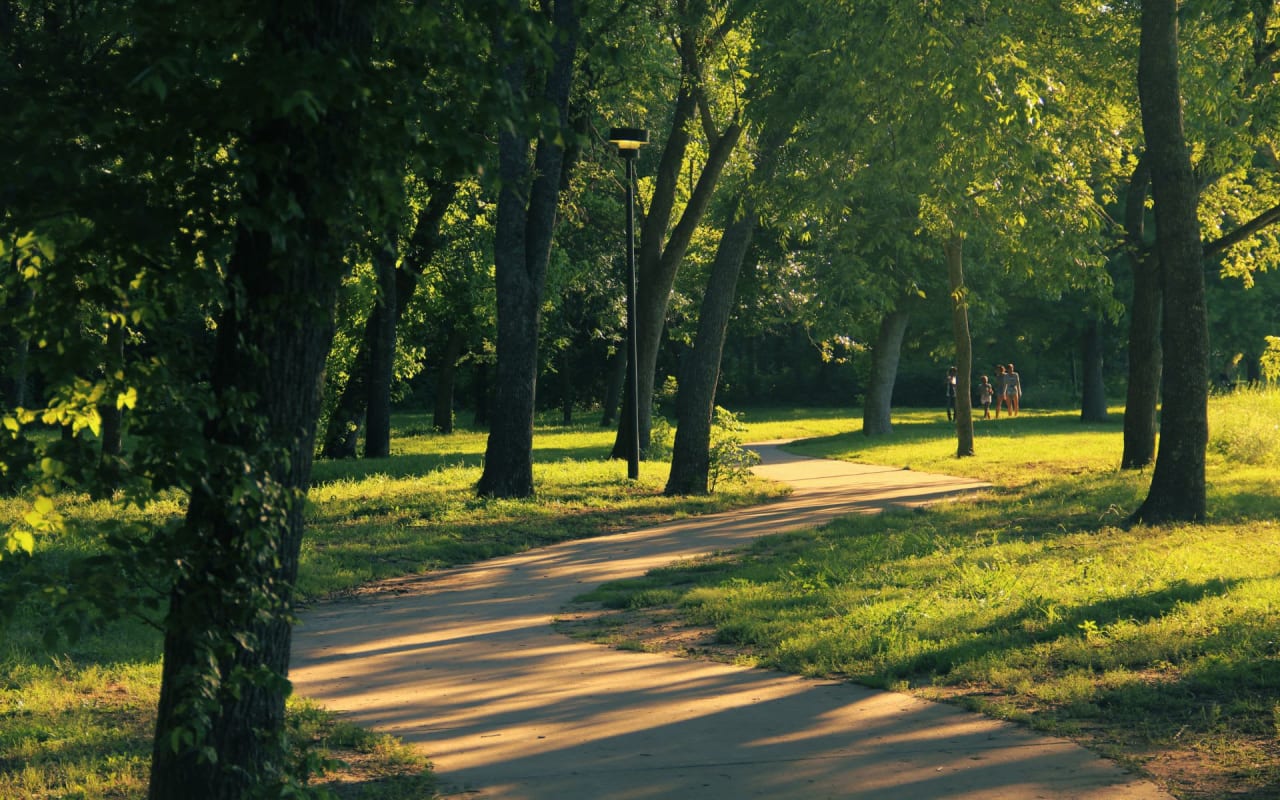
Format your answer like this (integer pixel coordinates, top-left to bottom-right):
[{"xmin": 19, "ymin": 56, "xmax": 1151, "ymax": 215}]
[{"xmin": 291, "ymin": 445, "xmax": 1172, "ymax": 799}]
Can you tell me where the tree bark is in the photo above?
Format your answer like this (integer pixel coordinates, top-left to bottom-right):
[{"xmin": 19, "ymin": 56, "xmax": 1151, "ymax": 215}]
[
  {"xmin": 149, "ymin": 68, "xmax": 359, "ymax": 800},
  {"xmin": 599, "ymin": 348, "xmax": 625, "ymax": 427},
  {"xmin": 472, "ymin": 361, "xmax": 490, "ymax": 428},
  {"xmin": 363, "ymin": 238, "xmax": 397, "ymax": 458},
  {"xmin": 1120, "ymin": 154, "xmax": 1161, "ymax": 468},
  {"xmin": 1080, "ymin": 318, "xmax": 1108, "ymax": 423},
  {"xmin": 665, "ymin": 202, "xmax": 758, "ymax": 495},
  {"xmin": 1132, "ymin": 0, "xmax": 1208, "ymax": 523},
  {"xmin": 477, "ymin": 0, "xmax": 578, "ymax": 498},
  {"xmin": 862, "ymin": 306, "xmax": 911, "ymax": 437},
  {"xmin": 944, "ymin": 234, "xmax": 975, "ymax": 457},
  {"xmin": 432, "ymin": 324, "xmax": 466, "ymax": 433},
  {"xmin": 97, "ymin": 319, "xmax": 125, "ymax": 488}
]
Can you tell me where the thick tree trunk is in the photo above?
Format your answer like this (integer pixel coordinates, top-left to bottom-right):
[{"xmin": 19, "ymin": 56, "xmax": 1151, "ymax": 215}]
[
  {"xmin": 1080, "ymin": 319, "xmax": 1108, "ymax": 422},
  {"xmin": 477, "ymin": 0, "xmax": 578, "ymax": 498},
  {"xmin": 363, "ymin": 239, "xmax": 397, "ymax": 458},
  {"xmin": 146, "ymin": 4, "xmax": 381, "ymax": 792},
  {"xmin": 1120, "ymin": 155, "xmax": 1161, "ymax": 468},
  {"xmin": 150, "ymin": 138, "xmax": 350, "ymax": 800},
  {"xmin": 1132, "ymin": 0, "xmax": 1208, "ymax": 523},
  {"xmin": 665, "ymin": 204, "xmax": 758, "ymax": 495},
  {"xmin": 944, "ymin": 235, "xmax": 975, "ymax": 457},
  {"xmin": 862, "ymin": 306, "xmax": 911, "ymax": 437}
]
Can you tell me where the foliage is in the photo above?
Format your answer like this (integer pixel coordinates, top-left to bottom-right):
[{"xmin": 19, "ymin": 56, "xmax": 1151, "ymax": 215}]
[
  {"xmin": 707, "ymin": 406, "xmax": 761, "ymax": 491},
  {"xmin": 1208, "ymin": 388, "xmax": 1280, "ymax": 465},
  {"xmin": 1262, "ymin": 336, "xmax": 1280, "ymax": 385}
]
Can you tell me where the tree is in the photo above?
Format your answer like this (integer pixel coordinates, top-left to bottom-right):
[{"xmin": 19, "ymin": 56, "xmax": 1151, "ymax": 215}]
[
  {"xmin": 2, "ymin": 1, "xmax": 498, "ymax": 793},
  {"xmin": 665, "ymin": 154, "xmax": 766, "ymax": 494},
  {"xmin": 476, "ymin": 0, "xmax": 580, "ymax": 498},
  {"xmin": 610, "ymin": 0, "xmax": 748, "ymax": 461},
  {"xmin": 1130, "ymin": 0, "xmax": 1209, "ymax": 523}
]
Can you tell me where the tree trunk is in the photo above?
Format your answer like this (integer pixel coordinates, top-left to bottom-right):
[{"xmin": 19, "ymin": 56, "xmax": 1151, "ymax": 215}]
[
  {"xmin": 148, "ymin": 11, "xmax": 364, "ymax": 780},
  {"xmin": 1080, "ymin": 318, "xmax": 1108, "ymax": 423},
  {"xmin": 862, "ymin": 306, "xmax": 911, "ymax": 437},
  {"xmin": 433, "ymin": 325, "xmax": 466, "ymax": 433},
  {"xmin": 559, "ymin": 348, "xmax": 574, "ymax": 426},
  {"xmin": 477, "ymin": 0, "xmax": 578, "ymax": 498},
  {"xmin": 666, "ymin": 203, "xmax": 758, "ymax": 495},
  {"xmin": 610, "ymin": 19, "xmax": 745, "ymax": 460},
  {"xmin": 1120, "ymin": 154, "xmax": 1161, "ymax": 468},
  {"xmin": 599, "ymin": 348, "xmax": 625, "ymax": 427},
  {"xmin": 1131, "ymin": 0, "xmax": 1208, "ymax": 523},
  {"xmin": 0, "ymin": 281, "xmax": 32, "ymax": 410},
  {"xmin": 363, "ymin": 238, "xmax": 397, "ymax": 458},
  {"xmin": 944, "ymin": 234, "xmax": 975, "ymax": 457},
  {"xmin": 320, "ymin": 180, "xmax": 457, "ymax": 459},
  {"xmin": 472, "ymin": 361, "xmax": 490, "ymax": 428},
  {"xmin": 98, "ymin": 319, "xmax": 125, "ymax": 462}
]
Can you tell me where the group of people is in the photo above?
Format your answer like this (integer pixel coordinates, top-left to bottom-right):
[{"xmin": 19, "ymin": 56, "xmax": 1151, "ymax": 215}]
[{"xmin": 945, "ymin": 363, "xmax": 1022, "ymax": 421}]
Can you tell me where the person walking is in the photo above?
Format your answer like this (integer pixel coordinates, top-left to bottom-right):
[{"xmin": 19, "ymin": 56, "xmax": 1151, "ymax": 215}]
[
  {"xmin": 978, "ymin": 375, "xmax": 993, "ymax": 419},
  {"xmin": 1007, "ymin": 363, "xmax": 1022, "ymax": 416},
  {"xmin": 944, "ymin": 366, "xmax": 958, "ymax": 421},
  {"xmin": 994, "ymin": 364, "xmax": 1010, "ymax": 418}
]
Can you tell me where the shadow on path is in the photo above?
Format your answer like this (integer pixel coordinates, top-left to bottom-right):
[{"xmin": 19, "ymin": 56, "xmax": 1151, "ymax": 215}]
[{"xmin": 291, "ymin": 446, "xmax": 1170, "ymax": 799}]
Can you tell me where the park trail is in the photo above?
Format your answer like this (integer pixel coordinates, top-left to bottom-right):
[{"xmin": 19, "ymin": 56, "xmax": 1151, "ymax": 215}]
[{"xmin": 290, "ymin": 444, "xmax": 1173, "ymax": 799}]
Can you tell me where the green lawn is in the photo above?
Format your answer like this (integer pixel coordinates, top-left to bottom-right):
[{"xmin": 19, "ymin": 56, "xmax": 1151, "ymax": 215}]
[
  {"xmin": 4, "ymin": 398, "xmax": 1277, "ymax": 799},
  {"xmin": 0, "ymin": 415, "xmax": 782, "ymax": 800},
  {"xmin": 574, "ymin": 395, "xmax": 1280, "ymax": 800}
]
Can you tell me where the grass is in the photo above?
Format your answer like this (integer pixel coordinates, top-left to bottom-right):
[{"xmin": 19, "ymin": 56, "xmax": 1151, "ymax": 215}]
[
  {"xmin": 570, "ymin": 394, "xmax": 1280, "ymax": 800},
  {"xmin": 0, "ymin": 414, "xmax": 783, "ymax": 799}
]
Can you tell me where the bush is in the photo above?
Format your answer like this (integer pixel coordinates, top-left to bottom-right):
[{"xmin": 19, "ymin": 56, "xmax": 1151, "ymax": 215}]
[
  {"xmin": 709, "ymin": 407, "xmax": 761, "ymax": 491},
  {"xmin": 1208, "ymin": 388, "xmax": 1280, "ymax": 466}
]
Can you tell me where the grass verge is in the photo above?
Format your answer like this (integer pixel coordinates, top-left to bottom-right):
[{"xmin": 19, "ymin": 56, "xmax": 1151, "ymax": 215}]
[
  {"xmin": 566, "ymin": 397, "xmax": 1280, "ymax": 800},
  {"xmin": 0, "ymin": 415, "xmax": 783, "ymax": 799}
]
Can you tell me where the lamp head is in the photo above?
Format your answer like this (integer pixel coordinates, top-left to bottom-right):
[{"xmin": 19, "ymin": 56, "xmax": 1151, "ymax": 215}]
[{"xmin": 609, "ymin": 126, "xmax": 649, "ymax": 154}]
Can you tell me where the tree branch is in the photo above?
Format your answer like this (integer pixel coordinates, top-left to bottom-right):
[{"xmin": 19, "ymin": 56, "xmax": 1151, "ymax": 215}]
[{"xmin": 1203, "ymin": 200, "xmax": 1280, "ymax": 258}]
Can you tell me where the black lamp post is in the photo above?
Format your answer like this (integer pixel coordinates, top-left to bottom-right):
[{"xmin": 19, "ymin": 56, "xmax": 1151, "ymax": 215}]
[{"xmin": 609, "ymin": 126, "xmax": 648, "ymax": 480}]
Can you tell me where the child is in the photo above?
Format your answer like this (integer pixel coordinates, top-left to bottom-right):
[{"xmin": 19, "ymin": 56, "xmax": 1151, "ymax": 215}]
[{"xmin": 978, "ymin": 375, "xmax": 993, "ymax": 419}]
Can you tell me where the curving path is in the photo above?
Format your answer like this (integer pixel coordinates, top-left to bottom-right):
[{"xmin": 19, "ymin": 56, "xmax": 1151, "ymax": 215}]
[{"xmin": 291, "ymin": 445, "xmax": 1172, "ymax": 799}]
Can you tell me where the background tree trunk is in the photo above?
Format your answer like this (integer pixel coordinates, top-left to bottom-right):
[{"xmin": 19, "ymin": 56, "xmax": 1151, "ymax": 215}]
[
  {"xmin": 1120, "ymin": 155, "xmax": 1161, "ymax": 468},
  {"xmin": 320, "ymin": 180, "xmax": 456, "ymax": 458},
  {"xmin": 1132, "ymin": 0, "xmax": 1209, "ymax": 523},
  {"xmin": 363, "ymin": 239, "xmax": 397, "ymax": 458},
  {"xmin": 1080, "ymin": 318, "xmax": 1108, "ymax": 422},
  {"xmin": 432, "ymin": 324, "xmax": 466, "ymax": 433},
  {"xmin": 944, "ymin": 234, "xmax": 975, "ymax": 457},
  {"xmin": 862, "ymin": 306, "xmax": 911, "ymax": 437},
  {"xmin": 599, "ymin": 348, "xmax": 625, "ymax": 427}
]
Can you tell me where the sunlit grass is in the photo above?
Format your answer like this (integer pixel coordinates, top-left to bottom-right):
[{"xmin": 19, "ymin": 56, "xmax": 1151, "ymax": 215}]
[
  {"xmin": 0, "ymin": 413, "xmax": 786, "ymax": 799},
  {"xmin": 573, "ymin": 395, "xmax": 1280, "ymax": 799}
]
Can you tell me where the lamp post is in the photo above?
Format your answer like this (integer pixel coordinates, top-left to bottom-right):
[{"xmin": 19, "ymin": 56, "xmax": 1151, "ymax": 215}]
[{"xmin": 609, "ymin": 126, "xmax": 648, "ymax": 480}]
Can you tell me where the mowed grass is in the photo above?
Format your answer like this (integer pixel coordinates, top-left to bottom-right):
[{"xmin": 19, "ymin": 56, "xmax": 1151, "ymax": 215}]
[
  {"xmin": 0, "ymin": 414, "xmax": 782, "ymax": 799},
  {"xmin": 576, "ymin": 394, "xmax": 1280, "ymax": 800}
]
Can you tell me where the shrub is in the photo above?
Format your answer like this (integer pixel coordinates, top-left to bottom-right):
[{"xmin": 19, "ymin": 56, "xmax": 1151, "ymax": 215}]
[{"xmin": 1208, "ymin": 388, "xmax": 1280, "ymax": 465}]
